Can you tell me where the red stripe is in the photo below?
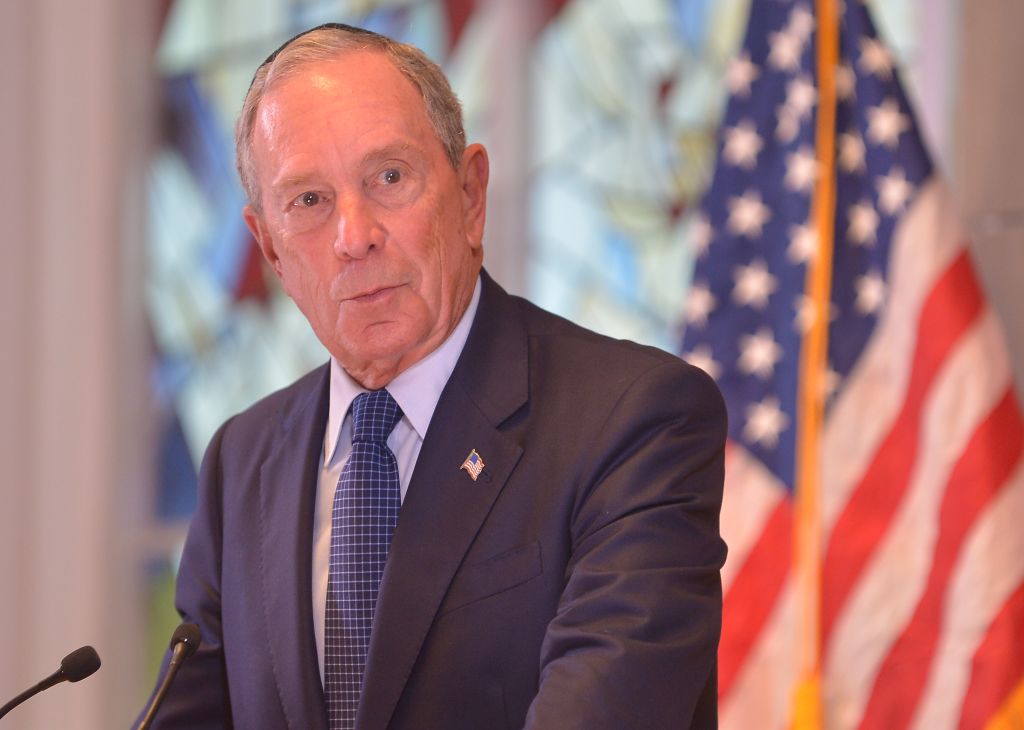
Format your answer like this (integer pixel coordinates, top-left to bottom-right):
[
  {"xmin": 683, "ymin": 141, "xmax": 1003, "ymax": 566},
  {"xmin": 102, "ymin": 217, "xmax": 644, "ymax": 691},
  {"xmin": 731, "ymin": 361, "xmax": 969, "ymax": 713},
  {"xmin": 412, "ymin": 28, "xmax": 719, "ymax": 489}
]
[
  {"xmin": 822, "ymin": 251, "xmax": 983, "ymax": 642},
  {"xmin": 444, "ymin": 0, "xmax": 567, "ymax": 49},
  {"xmin": 719, "ymin": 499, "xmax": 792, "ymax": 701},
  {"xmin": 541, "ymin": 0, "xmax": 572, "ymax": 25},
  {"xmin": 443, "ymin": 0, "xmax": 477, "ymax": 51},
  {"xmin": 857, "ymin": 389, "xmax": 1024, "ymax": 729},
  {"xmin": 959, "ymin": 582, "xmax": 1024, "ymax": 727}
]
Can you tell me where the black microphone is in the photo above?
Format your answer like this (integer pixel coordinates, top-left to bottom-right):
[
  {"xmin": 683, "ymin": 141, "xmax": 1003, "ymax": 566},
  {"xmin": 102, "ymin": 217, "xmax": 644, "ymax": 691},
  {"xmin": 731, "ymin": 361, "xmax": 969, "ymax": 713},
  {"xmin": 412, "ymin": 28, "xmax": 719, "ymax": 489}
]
[
  {"xmin": 137, "ymin": 622, "xmax": 201, "ymax": 730},
  {"xmin": 0, "ymin": 645, "xmax": 101, "ymax": 719}
]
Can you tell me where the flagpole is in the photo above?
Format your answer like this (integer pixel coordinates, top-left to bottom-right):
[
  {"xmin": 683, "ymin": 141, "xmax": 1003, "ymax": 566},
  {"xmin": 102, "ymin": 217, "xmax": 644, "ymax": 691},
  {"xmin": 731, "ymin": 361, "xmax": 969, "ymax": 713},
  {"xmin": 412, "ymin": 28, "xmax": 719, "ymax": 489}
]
[{"xmin": 792, "ymin": 0, "xmax": 839, "ymax": 727}]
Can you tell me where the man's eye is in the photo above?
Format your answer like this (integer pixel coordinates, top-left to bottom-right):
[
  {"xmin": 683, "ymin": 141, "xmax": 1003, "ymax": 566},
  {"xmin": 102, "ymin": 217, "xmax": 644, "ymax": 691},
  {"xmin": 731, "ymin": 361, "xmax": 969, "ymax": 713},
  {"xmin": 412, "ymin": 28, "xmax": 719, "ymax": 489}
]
[
  {"xmin": 381, "ymin": 169, "xmax": 401, "ymax": 185},
  {"xmin": 296, "ymin": 191, "xmax": 321, "ymax": 207}
]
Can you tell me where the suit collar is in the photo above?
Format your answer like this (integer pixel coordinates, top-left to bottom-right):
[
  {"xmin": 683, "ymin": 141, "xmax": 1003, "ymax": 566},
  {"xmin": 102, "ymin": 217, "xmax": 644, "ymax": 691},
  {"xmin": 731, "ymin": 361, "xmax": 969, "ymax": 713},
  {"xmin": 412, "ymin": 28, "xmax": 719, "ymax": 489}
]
[
  {"xmin": 258, "ymin": 364, "xmax": 331, "ymax": 730},
  {"xmin": 447, "ymin": 269, "xmax": 529, "ymax": 426}
]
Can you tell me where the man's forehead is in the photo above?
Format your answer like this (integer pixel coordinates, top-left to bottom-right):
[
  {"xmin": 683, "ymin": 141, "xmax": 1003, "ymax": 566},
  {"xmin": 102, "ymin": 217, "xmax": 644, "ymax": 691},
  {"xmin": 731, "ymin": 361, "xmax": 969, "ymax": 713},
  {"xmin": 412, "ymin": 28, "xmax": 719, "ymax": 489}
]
[
  {"xmin": 264, "ymin": 50, "xmax": 406, "ymax": 102},
  {"xmin": 255, "ymin": 51, "xmax": 428, "ymax": 139},
  {"xmin": 256, "ymin": 55, "xmax": 424, "ymax": 136},
  {"xmin": 249, "ymin": 53, "xmax": 445, "ymax": 175}
]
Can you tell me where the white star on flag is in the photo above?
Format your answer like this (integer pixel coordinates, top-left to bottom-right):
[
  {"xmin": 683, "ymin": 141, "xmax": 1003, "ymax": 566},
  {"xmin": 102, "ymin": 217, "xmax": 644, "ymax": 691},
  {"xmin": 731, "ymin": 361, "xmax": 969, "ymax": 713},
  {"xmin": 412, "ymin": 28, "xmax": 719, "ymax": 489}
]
[
  {"xmin": 738, "ymin": 327, "xmax": 783, "ymax": 379},
  {"xmin": 785, "ymin": 75, "xmax": 817, "ymax": 119},
  {"xmin": 794, "ymin": 294, "xmax": 817, "ymax": 334},
  {"xmin": 723, "ymin": 121, "xmax": 764, "ymax": 169},
  {"xmin": 785, "ymin": 147, "xmax": 819, "ymax": 192},
  {"xmin": 788, "ymin": 6, "xmax": 814, "ymax": 41},
  {"xmin": 777, "ymin": 107, "xmax": 800, "ymax": 144},
  {"xmin": 768, "ymin": 29, "xmax": 803, "ymax": 72},
  {"xmin": 683, "ymin": 344, "xmax": 721, "ymax": 380},
  {"xmin": 727, "ymin": 52, "xmax": 760, "ymax": 97},
  {"xmin": 867, "ymin": 98, "xmax": 910, "ymax": 148},
  {"xmin": 847, "ymin": 200, "xmax": 880, "ymax": 245},
  {"xmin": 733, "ymin": 260, "xmax": 778, "ymax": 309},
  {"xmin": 858, "ymin": 36, "xmax": 893, "ymax": 79},
  {"xmin": 855, "ymin": 270, "xmax": 886, "ymax": 314},
  {"xmin": 835, "ymin": 62, "xmax": 856, "ymax": 100},
  {"xmin": 727, "ymin": 191, "xmax": 772, "ymax": 238},
  {"xmin": 690, "ymin": 214, "xmax": 713, "ymax": 257},
  {"xmin": 743, "ymin": 395, "xmax": 790, "ymax": 448},
  {"xmin": 777, "ymin": 75, "xmax": 817, "ymax": 142},
  {"xmin": 788, "ymin": 223, "xmax": 818, "ymax": 263},
  {"xmin": 685, "ymin": 282, "xmax": 717, "ymax": 327},
  {"xmin": 876, "ymin": 167, "xmax": 914, "ymax": 214},
  {"xmin": 838, "ymin": 131, "xmax": 866, "ymax": 172}
]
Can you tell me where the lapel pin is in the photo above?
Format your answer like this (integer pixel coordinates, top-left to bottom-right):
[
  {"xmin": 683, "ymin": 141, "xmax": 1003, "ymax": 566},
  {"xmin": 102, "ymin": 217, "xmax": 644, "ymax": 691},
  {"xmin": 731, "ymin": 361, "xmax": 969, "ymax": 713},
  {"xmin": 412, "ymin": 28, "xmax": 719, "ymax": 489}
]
[{"xmin": 460, "ymin": 449, "xmax": 485, "ymax": 481}]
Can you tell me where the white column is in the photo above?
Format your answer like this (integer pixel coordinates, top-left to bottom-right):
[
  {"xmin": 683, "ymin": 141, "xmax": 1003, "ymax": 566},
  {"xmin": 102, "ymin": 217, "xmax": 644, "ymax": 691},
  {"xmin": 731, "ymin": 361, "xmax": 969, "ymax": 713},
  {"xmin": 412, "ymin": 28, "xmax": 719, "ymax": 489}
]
[
  {"xmin": 0, "ymin": 1, "xmax": 154, "ymax": 728},
  {"xmin": 475, "ymin": 0, "xmax": 543, "ymax": 296},
  {"xmin": 911, "ymin": 0, "xmax": 958, "ymax": 174},
  {"xmin": 954, "ymin": 0, "xmax": 1024, "ymax": 398}
]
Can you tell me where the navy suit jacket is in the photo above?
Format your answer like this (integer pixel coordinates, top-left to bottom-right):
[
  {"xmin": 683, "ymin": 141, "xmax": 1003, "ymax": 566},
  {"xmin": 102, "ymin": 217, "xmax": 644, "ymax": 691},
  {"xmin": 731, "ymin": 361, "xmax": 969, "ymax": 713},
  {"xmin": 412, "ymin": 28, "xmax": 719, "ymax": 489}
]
[{"xmin": 141, "ymin": 271, "xmax": 727, "ymax": 729}]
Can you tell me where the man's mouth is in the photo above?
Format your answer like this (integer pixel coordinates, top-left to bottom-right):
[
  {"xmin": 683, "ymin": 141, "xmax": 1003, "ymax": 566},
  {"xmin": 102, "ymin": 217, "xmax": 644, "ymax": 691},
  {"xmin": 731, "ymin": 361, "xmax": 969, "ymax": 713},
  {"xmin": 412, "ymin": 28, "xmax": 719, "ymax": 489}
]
[{"xmin": 347, "ymin": 285, "xmax": 400, "ymax": 303}]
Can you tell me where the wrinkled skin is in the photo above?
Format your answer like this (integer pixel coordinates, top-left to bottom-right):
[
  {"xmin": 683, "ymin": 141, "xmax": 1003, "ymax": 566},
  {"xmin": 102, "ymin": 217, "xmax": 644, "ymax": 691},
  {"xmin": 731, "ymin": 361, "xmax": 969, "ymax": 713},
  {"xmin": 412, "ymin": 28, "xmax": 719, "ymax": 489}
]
[{"xmin": 244, "ymin": 50, "xmax": 489, "ymax": 388}]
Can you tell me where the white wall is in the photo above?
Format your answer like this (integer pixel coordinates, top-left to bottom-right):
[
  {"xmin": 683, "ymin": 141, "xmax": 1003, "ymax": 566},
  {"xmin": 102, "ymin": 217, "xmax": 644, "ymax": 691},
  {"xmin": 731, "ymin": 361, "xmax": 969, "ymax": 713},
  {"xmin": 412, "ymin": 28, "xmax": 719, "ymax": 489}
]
[
  {"xmin": 955, "ymin": 0, "xmax": 1024, "ymax": 396},
  {"xmin": 0, "ymin": 1, "xmax": 155, "ymax": 727}
]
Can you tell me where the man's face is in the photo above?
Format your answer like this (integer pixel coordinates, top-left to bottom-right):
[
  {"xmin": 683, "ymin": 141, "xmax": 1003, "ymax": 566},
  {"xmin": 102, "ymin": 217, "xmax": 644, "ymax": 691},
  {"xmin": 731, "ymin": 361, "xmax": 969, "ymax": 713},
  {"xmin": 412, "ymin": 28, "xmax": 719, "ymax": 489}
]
[{"xmin": 244, "ymin": 51, "xmax": 488, "ymax": 388}]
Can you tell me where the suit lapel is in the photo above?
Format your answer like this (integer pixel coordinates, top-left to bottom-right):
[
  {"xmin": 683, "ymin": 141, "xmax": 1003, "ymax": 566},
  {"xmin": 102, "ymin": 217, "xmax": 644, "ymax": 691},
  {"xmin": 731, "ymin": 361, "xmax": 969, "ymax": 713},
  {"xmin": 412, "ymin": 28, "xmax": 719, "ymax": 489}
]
[
  {"xmin": 357, "ymin": 273, "xmax": 529, "ymax": 730},
  {"xmin": 258, "ymin": 365, "xmax": 331, "ymax": 730}
]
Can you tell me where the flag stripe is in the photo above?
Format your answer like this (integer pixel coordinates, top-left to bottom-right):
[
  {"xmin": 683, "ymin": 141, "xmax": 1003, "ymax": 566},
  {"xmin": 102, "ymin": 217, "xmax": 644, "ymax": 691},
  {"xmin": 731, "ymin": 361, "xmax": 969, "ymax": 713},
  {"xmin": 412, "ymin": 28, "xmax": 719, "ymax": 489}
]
[
  {"xmin": 959, "ymin": 582, "xmax": 1024, "ymax": 728},
  {"xmin": 719, "ymin": 496, "xmax": 793, "ymax": 700},
  {"xmin": 912, "ymin": 458, "xmax": 1024, "ymax": 730},
  {"xmin": 822, "ymin": 180, "xmax": 965, "ymax": 532},
  {"xmin": 720, "ymin": 579, "xmax": 800, "ymax": 730},
  {"xmin": 721, "ymin": 445, "xmax": 788, "ymax": 592},
  {"xmin": 859, "ymin": 387, "xmax": 1024, "ymax": 729},
  {"xmin": 822, "ymin": 250, "xmax": 984, "ymax": 641},
  {"xmin": 823, "ymin": 308, "xmax": 1015, "ymax": 729}
]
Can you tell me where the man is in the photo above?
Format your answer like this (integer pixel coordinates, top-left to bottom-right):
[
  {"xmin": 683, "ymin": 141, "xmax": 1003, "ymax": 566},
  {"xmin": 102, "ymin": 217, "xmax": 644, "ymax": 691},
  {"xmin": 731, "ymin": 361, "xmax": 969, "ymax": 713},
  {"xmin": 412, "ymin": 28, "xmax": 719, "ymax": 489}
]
[{"xmin": 141, "ymin": 23, "xmax": 726, "ymax": 730}]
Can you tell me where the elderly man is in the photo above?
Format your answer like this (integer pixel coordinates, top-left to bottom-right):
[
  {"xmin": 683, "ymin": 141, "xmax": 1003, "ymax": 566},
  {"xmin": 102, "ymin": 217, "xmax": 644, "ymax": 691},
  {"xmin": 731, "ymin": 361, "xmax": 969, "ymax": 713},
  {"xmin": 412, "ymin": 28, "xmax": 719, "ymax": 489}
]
[{"xmin": 141, "ymin": 22, "xmax": 726, "ymax": 730}]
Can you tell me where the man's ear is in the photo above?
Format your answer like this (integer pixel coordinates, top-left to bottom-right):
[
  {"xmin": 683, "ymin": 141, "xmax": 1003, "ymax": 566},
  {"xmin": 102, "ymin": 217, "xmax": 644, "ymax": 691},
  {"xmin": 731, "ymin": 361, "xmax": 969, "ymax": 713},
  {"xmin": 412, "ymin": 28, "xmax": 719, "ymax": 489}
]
[
  {"xmin": 243, "ymin": 204, "xmax": 283, "ymax": 278},
  {"xmin": 459, "ymin": 143, "xmax": 489, "ymax": 251}
]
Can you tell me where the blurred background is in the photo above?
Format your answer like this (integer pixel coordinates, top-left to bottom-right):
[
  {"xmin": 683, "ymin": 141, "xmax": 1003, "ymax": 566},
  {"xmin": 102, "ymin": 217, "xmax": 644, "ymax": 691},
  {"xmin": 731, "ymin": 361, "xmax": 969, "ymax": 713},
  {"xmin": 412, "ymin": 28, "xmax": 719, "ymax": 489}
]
[{"xmin": 0, "ymin": 0, "xmax": 1021, "ymax": 727}]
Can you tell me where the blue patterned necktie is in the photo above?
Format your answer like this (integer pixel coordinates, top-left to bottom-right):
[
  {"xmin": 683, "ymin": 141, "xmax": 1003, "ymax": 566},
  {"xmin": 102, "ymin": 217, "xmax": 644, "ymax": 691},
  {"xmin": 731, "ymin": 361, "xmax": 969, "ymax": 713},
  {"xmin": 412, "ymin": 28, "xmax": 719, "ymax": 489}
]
[{"xmin": 324, "ymin": 389, "xmax": 403, "ymax": 730}]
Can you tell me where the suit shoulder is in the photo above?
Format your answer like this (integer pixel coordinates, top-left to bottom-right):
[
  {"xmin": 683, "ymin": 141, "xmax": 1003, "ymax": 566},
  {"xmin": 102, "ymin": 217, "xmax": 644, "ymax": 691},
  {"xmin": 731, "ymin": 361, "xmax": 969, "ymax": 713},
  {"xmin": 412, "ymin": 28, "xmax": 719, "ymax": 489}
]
[
  {"xmin": 512, "ymin": 294, "xmax": 715, "ymax": 390},
  {"xmin": 499, "ymin": 294, "xmax": 725, "ymax": 438},
  {"xmin": 219, "ymin": 363, "xmax": 328, "ymax": 440}
]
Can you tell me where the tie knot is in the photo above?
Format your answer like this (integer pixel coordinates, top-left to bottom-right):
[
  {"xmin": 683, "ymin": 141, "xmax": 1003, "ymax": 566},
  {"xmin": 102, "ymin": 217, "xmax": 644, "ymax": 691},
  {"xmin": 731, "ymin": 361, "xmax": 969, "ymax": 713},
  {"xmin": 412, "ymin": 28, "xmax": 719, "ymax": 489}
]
[{"xmin": 350, "ymin": 390, "xmax": 403, "ymax": 444}]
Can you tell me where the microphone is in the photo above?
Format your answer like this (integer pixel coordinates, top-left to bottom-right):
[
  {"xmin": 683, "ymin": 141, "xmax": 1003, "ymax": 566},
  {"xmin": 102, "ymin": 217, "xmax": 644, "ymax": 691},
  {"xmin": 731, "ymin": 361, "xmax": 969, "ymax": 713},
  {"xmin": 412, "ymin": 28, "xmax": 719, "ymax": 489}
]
[
  {"xmin": 136, "ymin": 622, "xmax": 201, "ymax": 730},
  {"xmin": 0, "ymin": 645, "xmax": 101, "ymax": 719}
]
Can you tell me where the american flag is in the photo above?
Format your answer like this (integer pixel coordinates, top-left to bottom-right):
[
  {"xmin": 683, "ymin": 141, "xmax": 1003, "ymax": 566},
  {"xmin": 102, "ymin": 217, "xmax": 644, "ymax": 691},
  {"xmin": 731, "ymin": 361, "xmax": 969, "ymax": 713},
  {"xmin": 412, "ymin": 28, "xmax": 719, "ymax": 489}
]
[
  {"xmin": 460, "ymin": 449, "xmax": 485, "ymax": 481},
  {"xmin": 680, "ymin": 1, "xmax": 1024, "ymax": 728}
]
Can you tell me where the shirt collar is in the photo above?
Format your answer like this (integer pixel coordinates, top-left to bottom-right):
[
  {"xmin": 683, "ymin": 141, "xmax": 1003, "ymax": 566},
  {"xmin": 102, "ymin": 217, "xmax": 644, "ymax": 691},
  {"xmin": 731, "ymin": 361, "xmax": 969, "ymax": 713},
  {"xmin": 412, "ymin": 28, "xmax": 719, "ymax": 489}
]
[{"xmin": 324, "ymin": 276, "xmax": 482, "ymax": 466}]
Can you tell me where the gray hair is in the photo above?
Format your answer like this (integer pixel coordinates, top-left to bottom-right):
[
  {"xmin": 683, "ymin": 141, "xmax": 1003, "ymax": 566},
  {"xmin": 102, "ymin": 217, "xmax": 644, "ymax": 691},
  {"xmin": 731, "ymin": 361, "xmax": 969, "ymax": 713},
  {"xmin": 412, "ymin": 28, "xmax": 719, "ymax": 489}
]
[{"xmin": 235, "ymin": 24, "xmax": 466, "ymax": 208}]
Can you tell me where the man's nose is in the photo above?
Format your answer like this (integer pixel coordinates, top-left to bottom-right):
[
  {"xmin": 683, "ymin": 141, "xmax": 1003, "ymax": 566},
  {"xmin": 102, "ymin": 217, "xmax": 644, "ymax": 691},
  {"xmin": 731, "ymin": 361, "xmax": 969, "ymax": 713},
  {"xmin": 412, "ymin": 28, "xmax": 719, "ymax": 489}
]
[{"xmin": 333, "ymin": 193, "xmax": 384, "ymax": 259}]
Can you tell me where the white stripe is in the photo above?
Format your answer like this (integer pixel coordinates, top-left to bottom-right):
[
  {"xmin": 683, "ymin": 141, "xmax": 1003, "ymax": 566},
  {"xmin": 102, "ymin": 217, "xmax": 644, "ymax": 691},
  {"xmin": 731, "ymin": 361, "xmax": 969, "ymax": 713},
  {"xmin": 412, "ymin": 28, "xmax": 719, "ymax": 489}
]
[
  {"xmin": 910, "ymin": 456, "xmax": 1024, "ymax": 730},
  {"xmin": 822, "ymin": 179, "xmax": 967, "ymax": 532},
  {"xmin": 721, "ymin": 445, "xmax": 787, "ymax": 593},
  {"xmin": 823, "ymin": 310, "xmax": 1013, "ymax": 729},
  {"xmin": 721, "ymin": 579, "xmax": 801, "ymax": 730}
]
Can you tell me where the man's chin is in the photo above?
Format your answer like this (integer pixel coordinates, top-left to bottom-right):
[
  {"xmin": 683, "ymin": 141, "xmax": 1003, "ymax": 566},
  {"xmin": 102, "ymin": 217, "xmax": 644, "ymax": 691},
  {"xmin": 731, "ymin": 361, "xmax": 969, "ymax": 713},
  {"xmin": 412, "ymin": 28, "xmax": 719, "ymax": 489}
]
[{"xmin": 329, "ymin": 325, "xmax": 423, "ymax": 385}]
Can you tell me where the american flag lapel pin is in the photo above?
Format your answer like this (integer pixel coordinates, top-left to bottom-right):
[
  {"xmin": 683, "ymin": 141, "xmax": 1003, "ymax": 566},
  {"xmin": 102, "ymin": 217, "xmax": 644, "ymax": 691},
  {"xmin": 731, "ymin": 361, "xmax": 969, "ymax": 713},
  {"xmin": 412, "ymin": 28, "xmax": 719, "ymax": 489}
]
[{"xmin": 460, "ymin": 449, "xmax": 485, "ymax": 481}]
